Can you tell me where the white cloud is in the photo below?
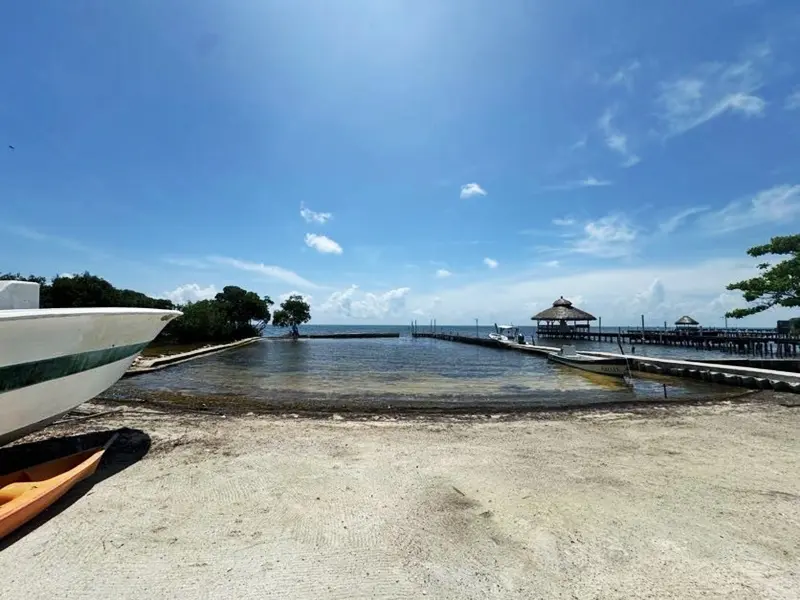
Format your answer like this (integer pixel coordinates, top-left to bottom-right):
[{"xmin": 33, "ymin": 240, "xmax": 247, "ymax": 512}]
[
  {"xmin": 545, "ymin": 177, "xmax": 612, "ymax": 191},
  {"xmin": 279, "ymin": 290, "xmax": 313, "ymax": 303},
  {"xmin": 543, "ymin": 260, "xmax": 560, "ymax": 268},
  {"xmin": 300, "ymin": 203, "xmax": 332, "ymax": 224},
  {"xmin": 304, "ymin": 233, "xmax": 343, "ymax": 254},
  {"xmin": 631, "ymin": 278, "xmax": 666, "ymax": 313},
  {"xmin": 58, "ymin": 272, "xmax": 74, "ymax": 279},
  {"xmin": 569, "ymin": 215, "xmax": 637, "ymax": 258},
  {"xmin": 785, "ymin": 89, "xmax": 800, "ymax": 110},
  {"xmin": 598, "ymin": 110, "xmax": 641, "ymax": 168},
  {"xmin": 319, "ymin": 285, "xmax": 410, "ymax": 319},
  {"xmin": 209, "ymin": 256, "xmax": 319, "ymax": 289},
  {"xmin": 703, "ymin": 184, "xmax": 800, "ymax": 233},
  {"xmin": 483, "ymin": 257, "xmax": 499, "ymax": 269},
  {"xmin": 164, "ymin": 283, "xmax": 218, "ymax": 305},
  {"xmin": 656, "ymin": 47, "xmax": 769, "ymax": 136},
  {"xmin": 460, "ymin": 182, "xmax": 487, "ymax": 199},
  {"xmin": 552, "ymin": 218, "xmax": 575, "ymax": 226},
  {"xmin": 659, "ymin": 206, "xmax": 709, "ymax": 234},
  {"xmin": 435, "ymin": 269, "xmax": 452, "ymax": 278}
]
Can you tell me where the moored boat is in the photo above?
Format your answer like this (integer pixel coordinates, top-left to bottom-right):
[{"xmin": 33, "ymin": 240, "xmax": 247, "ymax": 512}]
[
  {"xmin": 547, "ymin": 346, "xmax": 629, "ymax": 377},
  {"xmin": 0, "ymin": 434, "xmax": 117, "ymax": 538},
  {"xmin": 0, "ymin": 282, "xmax": 180, "ymax": 446},
  {"xmin": 488, "ymin": 324, "xmax": 528, "ymax": 345}
]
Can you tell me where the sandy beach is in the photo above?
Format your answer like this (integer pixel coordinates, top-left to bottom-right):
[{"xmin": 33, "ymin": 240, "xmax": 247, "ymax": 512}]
[{"xmin": 1, "ymin": 397, "xmax": 798, "ymax": 599}]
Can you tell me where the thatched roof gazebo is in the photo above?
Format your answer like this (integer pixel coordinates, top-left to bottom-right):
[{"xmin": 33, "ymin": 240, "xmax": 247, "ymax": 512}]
[
  {"xmin": 674, "ymin": 315, "xmax": 699, "ymax": 330},
  {"xmin": 532, "ymin": 296, "xmax": 596, "ymax": 336}
]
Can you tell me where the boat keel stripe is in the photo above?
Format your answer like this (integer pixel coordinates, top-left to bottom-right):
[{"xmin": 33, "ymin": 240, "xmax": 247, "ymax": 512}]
[{"xmin": 0, "ymin": 342, "xmax": 149, "ymax": 394}]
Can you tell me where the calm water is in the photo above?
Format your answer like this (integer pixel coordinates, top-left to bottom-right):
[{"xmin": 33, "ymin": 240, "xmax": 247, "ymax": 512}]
[
  {"xmin": 113, "ymin": 327, "xmax": 738, "ymax": 409},
  {"xmin": 267, "ymin": 324, "xmax": 741, "ymax": 360}
]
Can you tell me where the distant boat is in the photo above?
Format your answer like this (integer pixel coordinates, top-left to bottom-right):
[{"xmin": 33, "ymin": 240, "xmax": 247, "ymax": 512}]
[
  {"xmin": 0, "ymin": 435, "xmax": 117, "ymax": 539},
  {"xmin": 1, "ymin": 283, "xmax": 180, "ymax": 446},
  {"xmin": 488, "ymin": 324, "xmax": 528, "ymax": 345},
  {"xmin": 547, "ymin": 345, "xmax": 628, "ymax": 377}
]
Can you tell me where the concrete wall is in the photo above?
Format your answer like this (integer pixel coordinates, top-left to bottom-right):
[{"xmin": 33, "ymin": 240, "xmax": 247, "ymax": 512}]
[
  {"xmin": 0, "ymin": 281, "xmax": 40, "ymax": 310},
  {"xmin": 692, "ymin": 358, "xmax": 800, "ymax": 373}
]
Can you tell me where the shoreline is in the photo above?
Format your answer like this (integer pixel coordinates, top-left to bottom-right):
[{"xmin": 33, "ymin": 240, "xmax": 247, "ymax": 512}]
[
  {"xmin": 3, "ymin": 399, "xmax": 798, "ymax": 598},
  {"xmin": 97, "ymin": 386, "xmax": 768, "ymax": 419},
  {"xmin": 125, "ymin": 337, "xmax": 261, "ymax": 376}
]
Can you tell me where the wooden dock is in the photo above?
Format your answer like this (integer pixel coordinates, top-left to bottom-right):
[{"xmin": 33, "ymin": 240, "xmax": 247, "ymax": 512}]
[
  {"xmin": 413, "ymin": 332, "xmax": 800, "ymax": 394},
  {"xmin": 536, "ymin": 327, "xmax": 800, "ymax": 356}
]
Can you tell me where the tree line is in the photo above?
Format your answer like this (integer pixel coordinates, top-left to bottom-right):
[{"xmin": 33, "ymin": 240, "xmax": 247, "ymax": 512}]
[{"xmin": 0, "ymin": 271, "xmax": 311, "ymax": 343}]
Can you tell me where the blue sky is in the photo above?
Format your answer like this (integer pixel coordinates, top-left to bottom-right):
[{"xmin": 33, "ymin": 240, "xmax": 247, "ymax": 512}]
[{"xmin": 2, "ymin": 0, "xmax": 799, "ymax": 325}]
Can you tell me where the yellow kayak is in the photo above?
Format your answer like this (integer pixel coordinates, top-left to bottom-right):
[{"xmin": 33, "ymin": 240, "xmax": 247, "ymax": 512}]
[{"xmin": 0, "ymin": 434, "xmax": 117, "ymax": 539}]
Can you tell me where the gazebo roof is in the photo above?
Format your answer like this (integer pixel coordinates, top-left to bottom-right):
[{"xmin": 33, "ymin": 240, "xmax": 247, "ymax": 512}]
[
  {"xmin": 532, "ymin": 296, "xmax": 597, "ymax": 322},
  {"xmin": 675, "ymin": 315, "xmax": 699, "ymax": 325}
]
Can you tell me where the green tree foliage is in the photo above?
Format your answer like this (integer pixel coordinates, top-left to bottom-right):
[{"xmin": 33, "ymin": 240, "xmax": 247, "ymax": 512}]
[
  {"xmin": 726, "ymin": 234, "xmax": 800, "ymax": 318},
  {"xmin": 213, "ymin": 286, "xmax": 273, "ymax": 331},
  {"xmin": 162, "ymin": 300, "xmax": 237, "ymax": 343},
  {"xmin": 272, "ymin": 294, "xmax": 312, "ymax": 337}
]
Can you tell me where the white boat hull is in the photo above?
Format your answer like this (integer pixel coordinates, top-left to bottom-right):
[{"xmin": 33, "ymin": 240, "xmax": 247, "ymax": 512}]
[
  {"xmin": 0, "ymin": 308, "xmax": 180, "ymax": 446},
  {"xmin": 547, "ymin": 353, "xmax": 628, "ymax": 377}
]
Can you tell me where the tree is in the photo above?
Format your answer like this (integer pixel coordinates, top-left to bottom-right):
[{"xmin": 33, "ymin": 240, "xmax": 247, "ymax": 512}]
[
  {"xmin": 161, "ymin": 299, "xmax": 236, "ymax": 343},
  {"xmin": 272, "ymin": 295, "xmax": 312, "ymax": 337},
  {"xmin": 725, "ymin": 234, "xmax": 800, "ymax": 319},
  {"xmin": 213, "ymin": 286, "xmax": 273, "ymax": 334}
]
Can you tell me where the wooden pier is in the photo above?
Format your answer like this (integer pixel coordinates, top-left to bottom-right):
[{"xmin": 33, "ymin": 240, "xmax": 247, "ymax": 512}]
[{"xmin": 536, "ymin": 327, "xmax": 800, "ymax": 356}]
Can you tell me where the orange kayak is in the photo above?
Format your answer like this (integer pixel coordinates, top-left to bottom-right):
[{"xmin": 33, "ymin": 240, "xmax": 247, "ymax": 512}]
[{"xmin": 0, "ymin": 434, "xmax": 117, "ymax": 539}]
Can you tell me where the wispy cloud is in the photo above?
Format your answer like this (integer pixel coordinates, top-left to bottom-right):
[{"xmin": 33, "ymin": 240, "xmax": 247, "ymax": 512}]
[
  {"xmin": 552, "ymin": 217, "xmax": 575, "ymax": 226},
  {"xmin": 4, "ymin": 225, "xmax": 102, "ymax": 256},
  {"xmin": 209, "ymin": 256, "xmax": 319, "ymax": 289},
  {"xmin": 164, "ymin": 257, "xmax": 210, "ymax": 269},
  {"xmin": 656, "ymin": 46, "xmax": 769, "ymax": 137},
  {"xmin": 543, "ymin": 260, "xmax": 560, "ymax": 268},
  {"xmin": 544, "ymin": 176, "xmax": 612, "ymax": 191},
  {"xmin": 598, "ymin": 110, "xmax": 640, "ymax": 168},
  {"xmin": 606, "ymin": 60, "xmax": 641, "ymax": 90},
  {"xmin": 435, "ymin": 269, "xmax": 452, "ymax": 278},
  {"xmin": 483, "ymin": 257, "xmax": 499, "ymax": 269},
  {"xmin": 569, "ymin": 215, "xmax": 637, "ymax": 258},
  {"xmin": 569, "ymin": 136, "xmax": 587, "ymax": 151},
  {"xmin": 702, "ymin": 184, "xmax": 800, "ymax": 233},
  {"xmin": 460, "ymin": 182, "xmax": 487, "ymax": 199},
  {"xmin": 300, "ymin": 203, "xmax": 332, "ymax": 224},
  {"xmin": 304, "ymin": 233, "xmax": 343, "ymax": 254},
  {"xmin": 658, "ymin": 206, "xmax": 709, "ymax": 234},
  {"xmin": 785, "ymin": 89, "xmax": 800, "ymax": 110}
]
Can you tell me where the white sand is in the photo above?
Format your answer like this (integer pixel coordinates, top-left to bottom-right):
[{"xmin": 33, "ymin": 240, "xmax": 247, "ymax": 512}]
[{"xmin": 1, "ymin": 400, "xmax": 798, "ymax": 599}]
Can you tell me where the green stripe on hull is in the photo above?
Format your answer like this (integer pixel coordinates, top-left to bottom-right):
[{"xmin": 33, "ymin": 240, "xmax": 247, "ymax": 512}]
[{"xmin": 0, "ymin": 342, "xmax": 149, "ymax": 394}]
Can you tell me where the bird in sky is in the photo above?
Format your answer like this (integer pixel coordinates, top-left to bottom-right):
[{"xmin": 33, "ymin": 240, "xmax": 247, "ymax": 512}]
[{"xmin": 7, "ymin": 145, "xmax": 14, "ymax": 151}]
